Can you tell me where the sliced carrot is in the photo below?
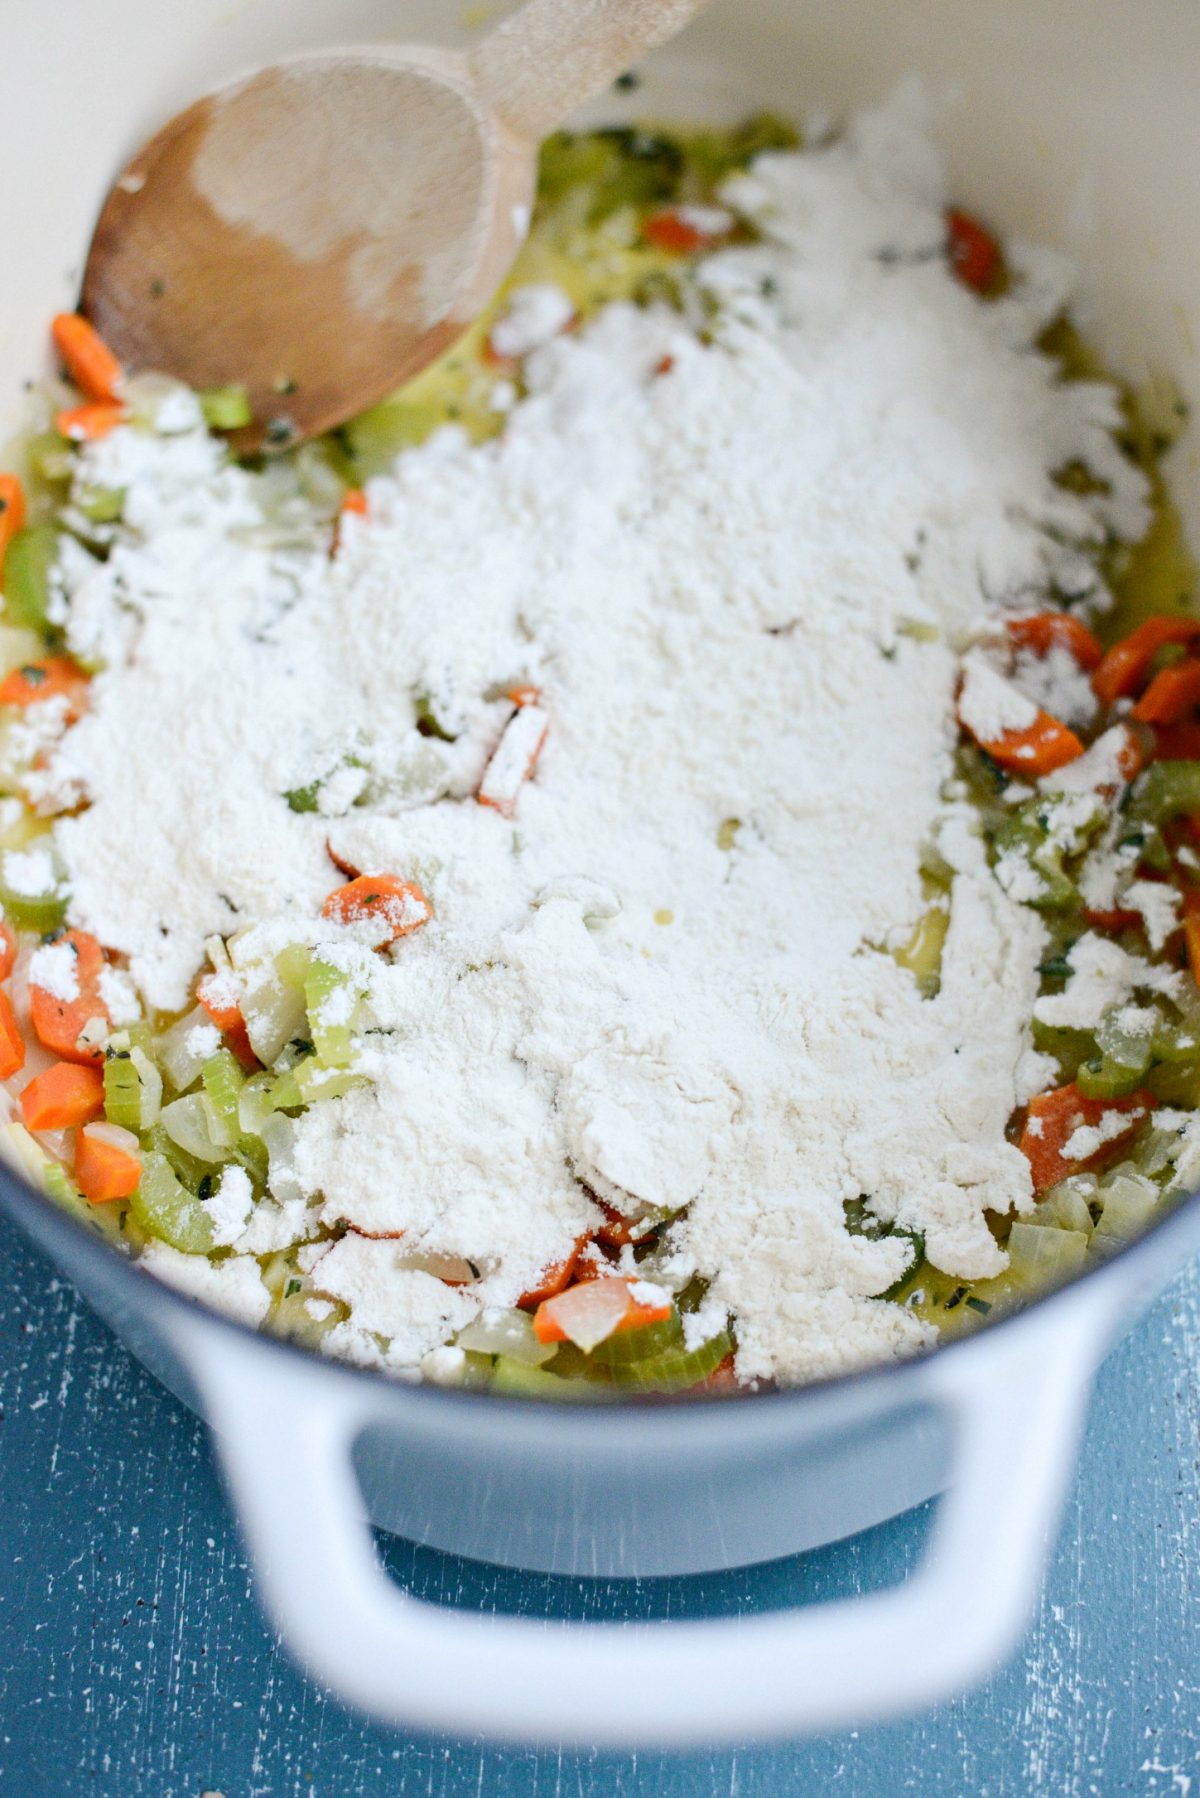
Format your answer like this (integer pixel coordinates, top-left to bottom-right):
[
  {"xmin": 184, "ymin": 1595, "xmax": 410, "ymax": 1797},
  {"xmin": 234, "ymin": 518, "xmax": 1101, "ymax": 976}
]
[
  {"xmin": 533, "ymin": 1276, "xmax": 673, "ymax": 1348},
  {"xmin": 196, "ymin": 971, "xmax": 258, "ymax": 1069},
  {"xmin": 516, "ymin": 1235, "xmax": 588, "ymax": 1310},
  {"xmin": 340, "ymin": 488, "xmax": 368, "ymax": 517},
  {"xmin": 478, "ymin": 702, "xmax": 549, "ymax": 818},
  {"xmin": 29, "ymin": 930, "xmax": 110, "ymax": 1063},
  {"xmin": 0, "ymin": 989, "xmax": 26, "ymax": 1079},
  {"xmin": 1006, "ymin": 612, "xmax": 1103, "ymax": 671},
  {"xmin": 55, "ymin": 402, "xmax": 127, "ymax": 442},
  {"xmin": 20, "ymin": 1060, "xmax": 105, "ymax": 1132},
  {"xmin": 946, "ymin": 208, "xmax": 1002, "ymax": 293},
  {"xmin": 75, "ymin": 1125, "xmax": 142, "ymax": 1204},
  {"xmin": 325, "ymin": 839, "xmax": 362, "ymax": 880},
  {"xmin": 51, "ymin": 313, "xmax": 124, "ymax": 403},
  {"xmin": 642, "ymin": 208, "xmax": 730, "ymax": 255},
  {"xmin": 0, "ymin": 656, "xmax": 90, "ymax": 720},
  {"xmin": 969, "ymin": 709, "xmax": 1084, "ymax": 777},
  {"xmin": 0, "ymin": 474, "xmax": 27, "ymax": 576},
  {"xmin": 1083, "ymin": 907, "xmax": 1143, "ymax": 934},
  {"xmin": 1018, "ymin": 1082, "xmax": 1156, "ymax": 1194},
  {"xmin": 0, "ymin": 920, "xmax": 16, "ymax": 981},
  {"xmin": 506, "ymin": 684, "xmax": 542, "ymax": 709},
  {"xmin": 1182, "ymin": 890, "xmax": 1200, "ymax": 984},
  {"xmin": 1131, "ymin": 658, "xmax": 1200, "ymax": 726},
  {"xmin": 1092, "ymin": 616, "xmax": 1200, "ymax": 706},
  {"xmin": 322, "ymin": 874, "xmax": 432, "ymax": 943}
]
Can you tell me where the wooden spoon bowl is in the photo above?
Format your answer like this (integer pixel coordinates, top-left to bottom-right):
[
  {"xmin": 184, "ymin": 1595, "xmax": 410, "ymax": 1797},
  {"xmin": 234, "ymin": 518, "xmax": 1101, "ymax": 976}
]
[{"xmin": 81, "ymin": 0, "xmax": 712, "ymax": 451}]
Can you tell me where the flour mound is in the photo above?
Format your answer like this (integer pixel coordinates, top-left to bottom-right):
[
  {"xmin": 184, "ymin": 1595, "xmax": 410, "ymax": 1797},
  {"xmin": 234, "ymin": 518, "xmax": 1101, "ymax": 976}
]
[{"xmin": 48, "ymin": 90, "xmax": 1149, "ymax": 1384}]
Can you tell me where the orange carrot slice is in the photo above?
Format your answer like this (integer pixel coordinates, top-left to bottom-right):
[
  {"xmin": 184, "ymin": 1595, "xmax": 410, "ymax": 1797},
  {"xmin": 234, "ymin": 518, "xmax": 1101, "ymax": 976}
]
[
  {"xmin": 478, "ymin": 702, "xmax": 549, "ymax": 818},
  {"xmin": 20, "ymin": 1060, "xmax": 105, "ymax": 1132},
  {"xmin": 516, "ymin": 1236, "xmax": 588, "ymax": 1310},
  {"xmin": 0, "ymin": 474, "xmax": 27, "ymax": 576},
  {"xmin": 969, "ymin": 710, "xmax": 1084, "ymax": 777},
  {"xmin": 642, "ymin": 209, "xmax": 726, "ymax": 255},
  {"xmin": 0, "ymin": 990, "xmax": 26, "ymax": 1080},
  {"xmin": 1006, "ymin": 612, "xmax": 1103, "ymax": 671},
  {"xmin": 0, "ymin": 656, "xmax": 90, "ymax": 720},
  {"xmin": 1131, "ymin": 658, "xmax": 1200, "ymax": 725},
  {"xmin": 55, "ymin": 403, "xmax": 127, "ymax": 442},
  {"xmin": 75, "ymin": 1124, "xmax": 142, "ymax": 1203},
  {"xmin": 195, "ymin": 971, "xmax": 258, "ymax": 1069},
  {"xmin": 946, "ymin": 208, "xmax": 1001, "ymax": 293},
  {"xmin": 1018, "ymin": 1083, "xmax": 1156, "ymax": 1194},
  {"xmin": 322, "ymin": 874, "xmax": 432, "ymax": 943},
  {"xmin": 29, "ymin": 929, "xmax": 110, "ymax": 1064},
  {"xmin": 51, "ymin": 313, "xmax": 124, "ymax": 403},
  {"xmin": 1093, "ymin": 616, "xmax": 1200, "ymax": 706},
  {"xmin": 0, "ymin": 920, "xmax": 16, "ymax": 982}
]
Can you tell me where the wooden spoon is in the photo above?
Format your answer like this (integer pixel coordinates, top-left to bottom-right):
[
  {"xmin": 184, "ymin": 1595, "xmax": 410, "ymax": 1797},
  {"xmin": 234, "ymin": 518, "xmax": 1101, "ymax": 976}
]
[{"xmin": 80, "ymin": 0, "xmax": 713, "ymax": 452}]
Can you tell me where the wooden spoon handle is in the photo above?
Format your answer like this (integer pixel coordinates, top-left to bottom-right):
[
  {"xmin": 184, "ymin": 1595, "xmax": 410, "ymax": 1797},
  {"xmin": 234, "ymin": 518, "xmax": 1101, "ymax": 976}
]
[{"xmin": 472, "ymin": 0, "xmax": 714, "ymax": 142}]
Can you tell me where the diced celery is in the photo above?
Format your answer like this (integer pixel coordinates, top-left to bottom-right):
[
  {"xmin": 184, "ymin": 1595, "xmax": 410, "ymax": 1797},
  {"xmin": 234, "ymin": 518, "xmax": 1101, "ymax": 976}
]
[
  {"xmin": 237, "ymin": 1070, "xmax": 275, "ymax": 1135},
  {"xmin": 284, "ymin": 782, "xmax": 320, "ymax": 813},
  {"xmin": 592, "ymin": 1310, "xmax": 683, "ymax": 1366},
  {"xmin": 160, "ymin": 1092, "xmax": 233, "ymax": 1163},
  {"xmin": 490, "ymin": 1355, "xmax": 607, "ymax": 1401},
  {"xmin": 27, "ymin": 431, "xmax": 75, "ymax": 485},
  {"xmin": 343, "ymin": 400, "xmax": 445, "ymax": 479},
  {"xmin": 199, "ymin": 385, "xmax": 252, "ymax": 431},
  {"xmin": 1, "ymin": 523, "xmax": 59, "ymax": 632},
  {"xmin": 305, "ymin": 958, "xmax": 360, "ymax": 1068},
  {"xmin": 0, "ymin": 623, "xmax": 46, "ymax": 678},
  {"xmin": 455, "ymin": 1307, "xmax": 557, "ymax": 1366},
  {"xmin": 75, "ymin": 484, "xmax": 125, "ymax": 524},
  {"xmin": 603, "ymin": 1327, "xmax": 734, "ymax": 1393},
  {"xmin": 200, "ymin": 1049, "xmax": 244, "ymax": 1134},
  {"xmin": 1005, "ymin": 1221, "xmax": 1089, "ymax": 1287},
  {"xmin": 1129, "ymin": 761, "xmax": 1200, "ymax": 825},
  {"xmin": 265, "ymin": 1067, "xmax": 305, "ymax": 1113},
  {"xmin": 104, "ymin": 1046, "xmax": 163, "ymax": 1132},
  {"xmin": 0, "ymin": 852, "xmax": 66, "ymax": 932},
  {"xmin": 274, "ymin": 943, "xmax": 312, "ymax": 991},
  {"xmin": 130, "ymin": 1151, "xmax": 215, "ymax": 1254},
  {"xmin": 1075, "ymin": 1056, "xmax": 1147, "ymax": 1100},
  {"xmin": 292, "ymin": 1060, "xmax": 366, "ymax": 1105}
]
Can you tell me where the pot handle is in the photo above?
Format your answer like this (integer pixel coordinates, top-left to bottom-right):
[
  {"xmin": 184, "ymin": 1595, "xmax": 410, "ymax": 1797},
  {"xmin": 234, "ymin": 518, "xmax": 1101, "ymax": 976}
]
[{"xmin": 191, "ymin": 1300, "xmax": 1111, "ymax": 1746}]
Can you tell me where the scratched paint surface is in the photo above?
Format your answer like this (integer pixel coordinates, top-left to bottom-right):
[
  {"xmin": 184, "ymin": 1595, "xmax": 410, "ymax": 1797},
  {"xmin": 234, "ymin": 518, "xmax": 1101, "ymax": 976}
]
[{"xmin": 0, "ymin": 1215, "xmax": 1196, "ymax": 1798}]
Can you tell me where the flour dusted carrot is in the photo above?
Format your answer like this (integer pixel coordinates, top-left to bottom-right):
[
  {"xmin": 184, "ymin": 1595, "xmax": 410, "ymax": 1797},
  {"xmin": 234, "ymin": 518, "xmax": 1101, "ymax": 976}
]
[
  {"xmin": 29, "ymin": 930, "xmax": 110, "ymax": 1064},
  {"xmin": 642, "ymin": 207, "xmax": 732, "ymax": 255},
  {"xmin": 478, "ymin": 701, "xmax": 549, "ymax": 818},
  {"xmin": 1006, "ymin": 612, "xmax": 1102, "ymax": 670},
  {"xmin": 323, "ymin": 874, "xmax": 432, "ymax": 944},
  {"xmin": 1092, "ymin": 616, "xmax": 1200, "ymax": 706},
  {"xmin": 20, "ymin": 1060, "xmax": 105, "ymax": 1132},
  {"xmin": 0, "ymin": 921, "xmax": 16, "ymax": 982},
  {"xmin": 55, "ymin": 403, "xmax": 127, "ymax": 443},
  {"xmin": 75, "ymin": 1124, "xmax": 142, "ymax": 1204},
  {"xmin": 946, "ymin": 209, "xmax": 1001, "ymax": 293},
  {"xmin": 0, "ymin": 990, "xmax": 25, "ymax": 1079},
  {"xmin": 0, "ymin": 656, "xmax": 90, "ymax": 719},
  {"xmin": 51, "ymin": 313, "xmax": 124, "ymax": 403},
  {"xmin": 516, "ymin": 1235, "xmax": 588, "ymax": 1310},
  {"xmin": 1131, "ymin": 659, "xmax": 1200, "ymax": 725},
  {"xmin": 970, "ymin": 710, "xmax": 1084, "ymax": 777},
  {"xmin": 0, "ymin": 474, "xmax": 27, "ymax": 576},
  {"xmin": 196, "ymin": 970, "xmax": 258, "ymax": 1069},
  {"xmin": 1018, "ymin": 1082, "xmax": 1156, "ymax": 1194}
]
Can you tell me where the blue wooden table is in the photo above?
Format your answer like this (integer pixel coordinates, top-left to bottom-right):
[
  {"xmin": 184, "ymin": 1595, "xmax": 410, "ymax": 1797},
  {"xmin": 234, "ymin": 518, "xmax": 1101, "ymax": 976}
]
[{"xmin": 0, "ymin": 1212, "xmax": 1196, "ymax": 1798}]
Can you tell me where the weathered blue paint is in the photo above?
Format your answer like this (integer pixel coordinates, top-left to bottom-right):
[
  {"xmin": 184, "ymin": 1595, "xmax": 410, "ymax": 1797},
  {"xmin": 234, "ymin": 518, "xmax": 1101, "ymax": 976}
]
[{"xmin": 0, "ymin": 1214, "xmax": 1196, "ymax": 1798}]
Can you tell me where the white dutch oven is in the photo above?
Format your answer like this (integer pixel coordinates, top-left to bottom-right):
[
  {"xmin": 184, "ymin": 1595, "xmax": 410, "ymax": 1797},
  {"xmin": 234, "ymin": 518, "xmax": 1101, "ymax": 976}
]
[{"xmin": 3, "ymin": 0, "xmax": 1200, "ymax": 1749}]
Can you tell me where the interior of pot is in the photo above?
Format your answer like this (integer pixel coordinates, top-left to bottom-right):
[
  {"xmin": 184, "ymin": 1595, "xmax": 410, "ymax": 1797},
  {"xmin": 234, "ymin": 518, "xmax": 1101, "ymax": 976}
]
[{"xmin": 1, "ymin": 0, "xmax": 1199, "ymax": 1384}]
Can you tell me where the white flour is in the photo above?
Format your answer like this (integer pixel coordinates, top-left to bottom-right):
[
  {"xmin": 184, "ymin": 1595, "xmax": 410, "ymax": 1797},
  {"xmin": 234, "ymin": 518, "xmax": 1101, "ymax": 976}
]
[{"xmin": 41, "ymin": 90, "xmax": 1151, "ymax": 1384}]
